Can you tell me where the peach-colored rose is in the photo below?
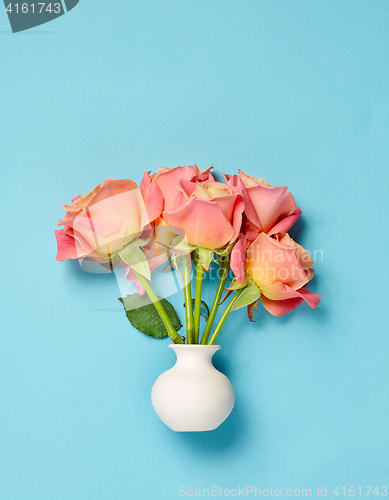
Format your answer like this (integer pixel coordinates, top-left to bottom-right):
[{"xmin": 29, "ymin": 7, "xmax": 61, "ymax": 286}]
[
  {"xmin": 161, "ymin": 177, "xmax": 245, "ymax": 250},
  {"xmin": 245, "ymin": 232, "xmax": 321, "ymax": 316},
  {"xmin": 55, "ymin": 176, "xmax": 163, "ymax": 263},
  {"xmin": 148, "ymin": 164, "xmax": 215, "ymax": 211},
  {"xmin": 224, "ymin": 169, "xmax": 301, "ymax": 236}
]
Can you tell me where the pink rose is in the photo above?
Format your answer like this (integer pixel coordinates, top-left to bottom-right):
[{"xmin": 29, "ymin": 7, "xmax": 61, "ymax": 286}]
[
  {"xmin": 55, "ymin": 177, "xmax": 163, "ymax": 263},
  {"xmin": 161, "ymin": 177, "xmax": 245, "ymax": 250},
  {"xmin": 224, "ymin": 169, "xmax": 302, "ymax": 236},
  {"xmin": 148, "ymin": 164, "xmax": 215, "ymax": 211},
  {"xmin": 245, "ymin": 232, "xmax": 321, "ymax": 316}
]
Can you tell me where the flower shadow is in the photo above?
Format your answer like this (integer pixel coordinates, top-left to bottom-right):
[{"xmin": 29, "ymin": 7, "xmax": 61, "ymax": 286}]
[
  {"xmin": 287, "ymin": 214, "xmax": 305, "ymax": 242},
  {"xmin": 67, "ymin": 258, "xmax": 113, "ymax": 281}
]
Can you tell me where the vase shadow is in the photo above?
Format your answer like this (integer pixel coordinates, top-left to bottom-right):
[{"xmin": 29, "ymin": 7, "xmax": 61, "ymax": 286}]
[{"xmin": 173, "ymin": 393, "xmax": 254, "ymax": 456}]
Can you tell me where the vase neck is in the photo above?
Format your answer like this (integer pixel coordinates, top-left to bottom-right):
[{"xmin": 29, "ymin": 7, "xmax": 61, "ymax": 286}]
[{"xmin": 169, "ymin": 345, "xmax": 220, "ymax": 368}]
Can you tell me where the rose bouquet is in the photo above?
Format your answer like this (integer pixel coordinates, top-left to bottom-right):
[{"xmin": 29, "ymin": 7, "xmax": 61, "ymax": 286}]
[{"xmin": 55, "ymin": 165, "xmax": 321, "ymax": 431}]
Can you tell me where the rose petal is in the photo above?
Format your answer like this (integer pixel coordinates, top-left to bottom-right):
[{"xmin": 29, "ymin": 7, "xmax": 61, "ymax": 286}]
[
  {"xmin": 55, "ymin": 229, "xmax": 81, "ymax": 261},
  {"xmin": 62, "ymin": 225, "xmax": 101, "ymax": 259},
  {"xmin": 87, "ymin": 179, "xmax": 139, "ymax": 207},
  {"xmin": 230, "ymin": 194, "xmax": 245, "ymax": 242},
  {"xmin": 121, "ymin": 261, "xmax": 146, "ymax": 295},
  {"xmin": 141, "ymin": 183, "xmax": 163, "ymax": 226},
  {"xmin": 260, "ymin": 295, "xmax": 304, "ymax": 317},
  {"xmin": 223, "ymin": 173, "xmax": 261, "ymax": 230},
  {"xmin": 238, "ymin": 169, "xmax": 270, "ymax": 187},
  {"xmin": 230, "ymin": 235, "xmax": 245, "ymax": 283},
  {"xmin": 139, "ymin": 171, "xmax": 151, "ymax": 196},
  {"xmin": 246, "ymin": 184, "xmax": 297, "ymax": 234},
  {"xmin": 68, "ymin": 216, "xmax": 128, "ymax": 256},
  {"xmin": 279, "ymin": 233, "xmax": 314, "ymax": 269},
  {"xmin": 261, "ymin": 282, "xmax": 321, "ymax": 308},
  {"xmin": 62, "ymin": 177, "xmax": 115, "ymax": 212},
  {"xmin": 245, "ymin": 232, "xmax": 309, "ymax": 290},
  {"xmin": 154, "ymin": 166, "xmax": 199, "ymax": 210},
  {"xmin": 196, "ymin": 165, "xmax": 214, "ymax": 181},
  {"xmin": 163, "ymin": 197, "xmax": 234, "ymax": 249},
  {"xmin": 177, "ymin": 179, "xmax": 198, "ymax": 198},
  {"xmin": 268, "ymin": 206, "xmax": 302, "ymax": 236},
  {"xmin": 70, "ymin": 216, "xmax": 124, "ymax": 236},
  {"xmin": 293, "ymin": 285, "xmax": 321, "ymax": 308}
]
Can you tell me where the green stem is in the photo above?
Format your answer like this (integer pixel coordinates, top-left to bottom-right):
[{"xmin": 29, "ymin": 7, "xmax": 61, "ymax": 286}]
[
  {"xmin": 193, "ymin": 259, "xmax": 204, "ymax": 344},
  {"xmin": 183, "ymin": 255, "xmax": 194, "ymax": 344},
  {"xmin": 133, "ymin": 269, "xmax": 183, "ymax": 344},
  {"xmin": 200, "ymin": 254, "xmax": 230, "ymax": 345},
  {"xmin": 208, "ymin": 288, "xmax": 245, "ymax": 345}
]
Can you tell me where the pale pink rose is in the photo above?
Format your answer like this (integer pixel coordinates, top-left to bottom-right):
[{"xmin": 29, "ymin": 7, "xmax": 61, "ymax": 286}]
[
  {"xmin": 245, "ymin": 232, "xmax": 321, "ymax": 316},
  {"xmin": 55, "ymin": 177, "xmax": 163, "ymax": 263},
  {"xmin": 224, "ymin": 169, "xmax": 302, "ymax": 236},
  {"xmin": 162, "ymin": 177, "xmax": 245, "ymax": 250}
]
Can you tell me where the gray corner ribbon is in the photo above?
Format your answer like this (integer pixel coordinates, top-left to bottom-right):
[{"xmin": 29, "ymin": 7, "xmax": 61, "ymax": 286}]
[{"xmin": 3, "ymin": 0, "xmax": 79, "ymax": 33}]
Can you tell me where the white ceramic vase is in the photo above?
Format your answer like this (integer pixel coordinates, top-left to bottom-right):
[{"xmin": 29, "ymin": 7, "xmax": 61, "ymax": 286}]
[{"xmin": 151, "ymin": 344, "xmax": 235, "ymax": 432}]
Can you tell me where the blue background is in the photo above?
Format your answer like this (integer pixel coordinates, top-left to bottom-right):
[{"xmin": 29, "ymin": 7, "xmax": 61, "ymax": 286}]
[{"xmin": 1, "ymin": 1, "xmax": 388, "ymax": 499}]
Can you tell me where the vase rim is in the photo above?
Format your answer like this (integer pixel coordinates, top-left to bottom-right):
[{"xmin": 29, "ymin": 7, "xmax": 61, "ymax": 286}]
[{"xmin": 169, "ymin": 344, "xmax": 221, "ymax": 350}]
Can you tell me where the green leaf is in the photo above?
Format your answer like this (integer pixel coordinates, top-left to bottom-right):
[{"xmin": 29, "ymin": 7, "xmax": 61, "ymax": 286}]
[
  {"xmin": 119, "ymin": 244, "xmax": 151, "ymax": 280},
  {"xmin": 200, "ymin": 300, "xmax": 210, "ymax": 320},
  {"xmin": 226, "ymin": 275, "xmax": 252, "ymax": 291},
  {"xmin": 231, "ymin": 283, "xmax": 261, "ymax": 311},
  {"xmin": 158, "ymin": 235, "xmax": 196, "ymax": 255},
  {"xmin": 161, "ymin": 258, "xmax": 175, "ymax": 272},
  {"xmin": 171, "ymin": 253, "xmax": 184, "ymax": 279},
  {"xmin": 119, "ymin": 293, "xmax": 182, "ymax": 338},
  {"xmin": 197, "ymin": 247, "xmax": 214, "ymax": 270},
  {"xmin": 132, "ymin": 232, "xmax": 152, "ymax": 247},
  {"xmin": 248, "ymin": 300, "xmax": 259, "ymax": 322},
  {"xmin": 214, "ymin": 240, "xmax": 237, "ymax": 256},
  {"xmin": 185, "ymin": 298, "xmax": 210, "ymax": 320}
]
